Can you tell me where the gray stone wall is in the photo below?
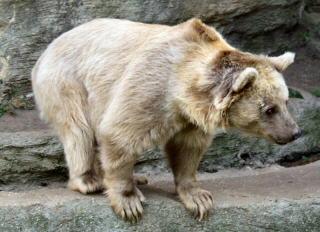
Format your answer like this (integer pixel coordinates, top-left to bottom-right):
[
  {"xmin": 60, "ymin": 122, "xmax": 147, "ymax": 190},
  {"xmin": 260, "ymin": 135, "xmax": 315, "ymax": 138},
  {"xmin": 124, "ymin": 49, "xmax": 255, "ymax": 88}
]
[
  {"xmin": 303, "ymin": 0, "xmax": 320, "ymax": 57},
  {"xmin": 0, "ymin": 0, "xmax": 304, "ymax": 104}
]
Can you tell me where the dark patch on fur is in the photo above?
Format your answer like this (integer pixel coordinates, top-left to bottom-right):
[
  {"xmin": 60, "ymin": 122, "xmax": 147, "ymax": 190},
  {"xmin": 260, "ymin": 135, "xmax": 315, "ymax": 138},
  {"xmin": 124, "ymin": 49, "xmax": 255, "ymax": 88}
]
[
  {"xmin": 80, "ymin": 170, "xmax": 98, "ymax": 185},
  {"xmin": 210, "ymin": 50, "xmax": 270, "ymax": 99},
  {"xmin": 81, "ymin": 170, "xmax": 95, "ymax": 177},
  {"xmin": 214, "ymin": 50, "xmax": 264, "ymax": 70},
  {"xmin": 122, "ymin": 188, "xmax": 136, "ymax": 197},
  {"xmin": 101, "ymin": 135, "xmax": 128, "ymax": 164},
  {"xmin": 188, "ymin": 74, "xmax": 214, "ymax": 104}
]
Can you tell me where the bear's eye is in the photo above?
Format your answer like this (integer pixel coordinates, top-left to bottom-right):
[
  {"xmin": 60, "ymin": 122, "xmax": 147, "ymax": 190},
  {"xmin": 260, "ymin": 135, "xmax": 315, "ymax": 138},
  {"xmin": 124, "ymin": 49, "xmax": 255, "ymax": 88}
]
[{"xmin": 266, "ymin": 107, "xmax": 276, "ymax": 115}]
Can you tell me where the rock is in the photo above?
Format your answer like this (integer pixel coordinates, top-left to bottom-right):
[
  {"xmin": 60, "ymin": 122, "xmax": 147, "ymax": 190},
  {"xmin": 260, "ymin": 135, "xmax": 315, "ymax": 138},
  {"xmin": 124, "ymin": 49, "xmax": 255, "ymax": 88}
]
[
  {"xmin": 1, "ymin": 89, "xmax": 319, "ymax": 187},
  {"xmin": 302, "ymin": 11, "xmax": 320, "ymax": 41},
  {"xmin": 306, "ymin": 39, "xmax": 320, "ymax": 59},
  {"xmin": 305, "ymin": 0, "xmax": 320, "ymax": 13},
  {"xmin": 0, "ymin": 130, "xmax": 67, "ymax": 189},
  {"xmin": 0, "ymin": 0, "xmax": 304, "ymax": 103},
  {"xmin": 1, "ymin": 162, "xmax": 320, "ymax": 231},
  {"xmin": 303, "ymin": 10, "xmax": 320, "ymax": 58}
]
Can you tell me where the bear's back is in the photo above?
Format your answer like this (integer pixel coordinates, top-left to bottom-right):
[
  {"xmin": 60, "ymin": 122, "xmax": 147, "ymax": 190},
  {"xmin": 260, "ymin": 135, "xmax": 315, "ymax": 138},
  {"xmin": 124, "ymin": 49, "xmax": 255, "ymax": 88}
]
[{"xmin": 33, "ymin": 19, "xmax": 171, "ymax": 84}]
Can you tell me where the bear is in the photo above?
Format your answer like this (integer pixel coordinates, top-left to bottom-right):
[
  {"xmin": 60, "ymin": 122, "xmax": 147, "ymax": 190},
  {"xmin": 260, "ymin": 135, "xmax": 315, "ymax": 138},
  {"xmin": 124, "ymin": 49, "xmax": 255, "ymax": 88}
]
[{"xmin": 32, "ymin": 18, "xmax": 302, "ymax": 222}]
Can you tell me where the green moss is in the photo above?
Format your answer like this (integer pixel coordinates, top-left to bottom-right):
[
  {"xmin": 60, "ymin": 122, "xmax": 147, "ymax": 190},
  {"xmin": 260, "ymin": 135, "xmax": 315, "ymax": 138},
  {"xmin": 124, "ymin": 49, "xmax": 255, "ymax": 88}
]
[
  {"xmin": 0, "ymin": 85, "xmax": 35, "ymax": 117},
  {"xmin": 300, "ymin": 31, "xmax": 311, "ymax": 45},
  {"xmin": 288, "ymin": 88, "xmax": 304, "ymax": 99},
  {"xmin": 310, "ymin": 89, "xmax": 320, "ymax": 98}
]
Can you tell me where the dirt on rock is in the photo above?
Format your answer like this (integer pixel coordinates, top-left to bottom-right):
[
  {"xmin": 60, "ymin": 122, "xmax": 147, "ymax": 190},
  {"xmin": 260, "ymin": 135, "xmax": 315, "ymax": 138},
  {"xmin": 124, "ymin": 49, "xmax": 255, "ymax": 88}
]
[
  {"xmin": 0, "ymin": 109, "xmax": 49, "ymax": 132},
  {"xmin": 282, "ymin": 46, "xmax": 320, "ymax": 91},
  {"xmin": 0, "ymin": 46, "xmax": 319, "ymax": 133}
]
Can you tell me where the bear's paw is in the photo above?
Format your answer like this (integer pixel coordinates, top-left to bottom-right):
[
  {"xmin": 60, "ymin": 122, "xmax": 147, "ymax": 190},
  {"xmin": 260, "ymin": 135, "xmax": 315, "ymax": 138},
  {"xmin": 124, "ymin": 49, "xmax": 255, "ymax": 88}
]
[
  {"xmin": 106, "ymin": 186, "xmax": 146, "ymax": 223},
  {"xmin": 68, "ymin": 174, "xmax": 103, "ymax": 194},
  {"xmin": 177, "ymin": 187, "xmax": 214, "ymax": 221}
]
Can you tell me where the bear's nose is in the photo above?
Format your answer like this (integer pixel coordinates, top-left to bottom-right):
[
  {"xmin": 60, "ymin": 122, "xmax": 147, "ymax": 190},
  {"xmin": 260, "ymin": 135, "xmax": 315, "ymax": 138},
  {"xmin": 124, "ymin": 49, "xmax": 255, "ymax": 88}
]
[{"xmin": 292, "ymin": 128, "xmax": 302, "ymax": 140}]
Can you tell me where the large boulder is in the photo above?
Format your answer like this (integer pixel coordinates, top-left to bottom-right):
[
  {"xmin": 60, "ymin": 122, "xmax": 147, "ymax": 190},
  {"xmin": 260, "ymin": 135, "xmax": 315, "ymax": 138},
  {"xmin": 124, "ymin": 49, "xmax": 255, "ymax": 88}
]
[{"xmin": 0, "ymin": 0, "xmax": 304, "ymax": 103}]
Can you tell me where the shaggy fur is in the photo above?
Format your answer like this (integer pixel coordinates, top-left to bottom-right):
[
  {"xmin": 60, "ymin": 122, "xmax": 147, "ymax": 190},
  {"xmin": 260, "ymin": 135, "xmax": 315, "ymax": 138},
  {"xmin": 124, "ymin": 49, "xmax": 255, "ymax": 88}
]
[{"xmin": 32, "ymin": 18, "xmax": 301, "ymax": 222}]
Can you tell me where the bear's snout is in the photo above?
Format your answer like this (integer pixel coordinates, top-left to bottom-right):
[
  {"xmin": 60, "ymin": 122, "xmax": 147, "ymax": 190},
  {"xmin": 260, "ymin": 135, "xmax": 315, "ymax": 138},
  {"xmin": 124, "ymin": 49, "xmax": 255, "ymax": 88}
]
[{"xmin": 272, "ymin": 127, "xmax": 302, "ymax": 145}]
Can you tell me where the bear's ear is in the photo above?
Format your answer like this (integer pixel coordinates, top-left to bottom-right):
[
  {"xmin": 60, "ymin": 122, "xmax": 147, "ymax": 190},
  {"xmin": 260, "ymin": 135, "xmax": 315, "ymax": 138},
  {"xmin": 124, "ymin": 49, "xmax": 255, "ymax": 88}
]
[
  {"xmin": 232, "ymin": 67, "xmax": 258, "ymax": 93},
  {"xmin": 184, "ymin": 18, "xmax": 219, "ymax": 42},
  {"xmin": 268, "ymin": 52, "xmax": 295, "ymax": 72},
  {"xmin": 214, "ymin": 68, "xmax": 258, "ymax": 110}
]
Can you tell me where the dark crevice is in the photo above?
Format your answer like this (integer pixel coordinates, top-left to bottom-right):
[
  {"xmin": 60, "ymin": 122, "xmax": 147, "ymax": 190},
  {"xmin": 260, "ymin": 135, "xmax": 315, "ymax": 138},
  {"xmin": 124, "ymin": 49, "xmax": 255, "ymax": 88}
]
[{"xmin": 277, "ymin": 152, "xmax": 320, "ymax": 167}]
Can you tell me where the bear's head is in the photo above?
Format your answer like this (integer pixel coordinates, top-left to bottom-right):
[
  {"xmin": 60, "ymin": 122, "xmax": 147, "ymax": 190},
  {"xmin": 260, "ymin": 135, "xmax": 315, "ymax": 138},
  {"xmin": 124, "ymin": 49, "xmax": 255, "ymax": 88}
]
[
  {"xmin": 176, "ymin": 19, "xmax": 301, "ymax": 144},
  {"xmin": 213, "ymin": 50, "xmax": 302, "ymax": 145}
]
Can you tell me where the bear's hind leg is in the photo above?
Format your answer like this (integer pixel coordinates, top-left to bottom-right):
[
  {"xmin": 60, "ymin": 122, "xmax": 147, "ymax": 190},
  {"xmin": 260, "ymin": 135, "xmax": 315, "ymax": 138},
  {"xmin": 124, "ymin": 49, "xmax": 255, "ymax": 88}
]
[
  {"xmin": 165, "ymin": 125, "xmax": 214, "ymax": 221},
  {"xmin": 38, "ymin": 80, "xmax": 104, "ymax": 194},
  {"xmin": 56, "ymin": 117, "xmax": 103, "ymax": 194}
]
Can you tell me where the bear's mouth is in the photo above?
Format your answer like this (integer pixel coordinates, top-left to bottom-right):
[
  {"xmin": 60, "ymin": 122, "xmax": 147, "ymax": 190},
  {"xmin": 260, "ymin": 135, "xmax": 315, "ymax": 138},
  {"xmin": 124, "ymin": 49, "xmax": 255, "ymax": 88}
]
[
  {"xmin": 267, "ymin": 134, "xmax": 289, "ymax": 145},
  {"xmin": 274, "ymin": 140, "xmax": 288, "ymax": 145}
]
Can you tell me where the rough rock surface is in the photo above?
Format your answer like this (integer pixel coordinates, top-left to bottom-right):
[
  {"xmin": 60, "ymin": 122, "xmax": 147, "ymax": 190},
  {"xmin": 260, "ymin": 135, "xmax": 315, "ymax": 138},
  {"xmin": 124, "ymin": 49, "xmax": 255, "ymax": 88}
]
[
  {"xmin": 303, "ymin": 0, "xmax": 320, "ymax": 57},
  {"xmin": 1, "ymin": 89, "xmax": 319, "ymax": 188},
  {"xmin": 0, "ymin": 130, "xmax": 67, "ymax": 188},
  {"xmin": 1, "ymin": 161, "xmax": 320, "ymax": 231},
  {"xmin": 0, "ymin": 0, "xmax": 304, "ymax": 103}
]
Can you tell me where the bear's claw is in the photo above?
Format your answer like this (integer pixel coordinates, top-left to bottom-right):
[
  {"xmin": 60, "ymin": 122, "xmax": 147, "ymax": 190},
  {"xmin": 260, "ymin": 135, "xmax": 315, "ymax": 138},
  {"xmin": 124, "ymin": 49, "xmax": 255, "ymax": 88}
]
[
  {"xmin": 178, "ymin": 187, "xmax": 214, "ymax": 221},
  {"xmin": 120, "ymin": 199, "xmax": 144, "ymax": 223},
  {"xmin": 106, "ymin": 186, "xmax": 146, "ymax": 223}
]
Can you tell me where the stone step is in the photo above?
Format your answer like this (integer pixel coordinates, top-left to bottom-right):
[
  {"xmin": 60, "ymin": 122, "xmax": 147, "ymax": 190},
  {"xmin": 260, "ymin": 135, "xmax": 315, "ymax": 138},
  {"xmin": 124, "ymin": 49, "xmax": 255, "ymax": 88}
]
[{"xmin": 1, "ymin": 161, "xmax": 320, "ymax": 231}]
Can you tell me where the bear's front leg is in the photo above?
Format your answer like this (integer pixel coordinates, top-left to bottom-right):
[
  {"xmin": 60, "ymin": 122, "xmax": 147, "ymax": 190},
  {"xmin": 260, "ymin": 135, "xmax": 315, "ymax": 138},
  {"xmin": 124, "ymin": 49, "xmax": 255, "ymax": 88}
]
[
  {"xmin": 175, "ymin": 179, "xmax": 214, "ymax": 221},
  {"xmin": 106, "ymin": 179, "xmax": 145, "ymax": 223},
  {"xmin": 165, "ymin": 125, "xmax": 214, "ymax": 221},
  {"xmin": 99, "ymin": 136, "xmax": 146, "ymax": 223}
]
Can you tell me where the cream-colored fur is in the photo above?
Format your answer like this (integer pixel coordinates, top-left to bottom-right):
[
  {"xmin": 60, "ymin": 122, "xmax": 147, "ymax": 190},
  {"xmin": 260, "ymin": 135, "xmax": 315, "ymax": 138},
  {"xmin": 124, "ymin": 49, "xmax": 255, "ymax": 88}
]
[{"xmin": 32, "ymin": 18, "xmax": 300, "ymax": 222}]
